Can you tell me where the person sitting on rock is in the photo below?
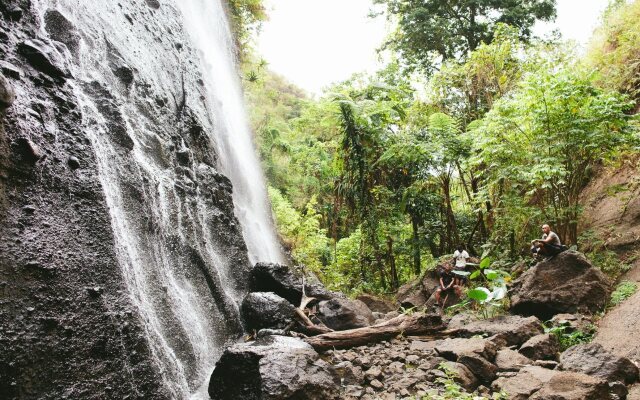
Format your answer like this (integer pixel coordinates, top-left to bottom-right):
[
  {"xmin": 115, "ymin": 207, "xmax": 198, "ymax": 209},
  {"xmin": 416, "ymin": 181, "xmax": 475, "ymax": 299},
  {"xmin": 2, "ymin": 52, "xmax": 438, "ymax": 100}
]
[
  {"xmin": 435, "ymin": 265, "xmax": 459, "ymax": 307},
  {"xmin": 452, "ymin": 245, "xmax": 470, "ymax": 286},
  {"xmin": 531, "ymin": 224, "xmax": 565, "ymax": 258}
]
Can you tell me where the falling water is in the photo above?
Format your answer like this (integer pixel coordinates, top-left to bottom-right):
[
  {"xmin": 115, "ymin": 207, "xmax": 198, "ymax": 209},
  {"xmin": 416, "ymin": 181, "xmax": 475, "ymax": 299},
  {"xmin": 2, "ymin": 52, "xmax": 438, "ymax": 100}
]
[
  {"xmin": 32, "ymin": 0, "xmax": 284, "ymax": 398},
  {"xmin": 176, "ymin": 0, "xmax": 285, "ymax": 265}
]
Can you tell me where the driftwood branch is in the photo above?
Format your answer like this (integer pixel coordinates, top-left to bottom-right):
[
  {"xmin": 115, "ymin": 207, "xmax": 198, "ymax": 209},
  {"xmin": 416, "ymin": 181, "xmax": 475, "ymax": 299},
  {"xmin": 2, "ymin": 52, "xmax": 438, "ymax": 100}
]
[{"xmin": 303, "ymin": 312, "xmax": 445, "ymax": 351}]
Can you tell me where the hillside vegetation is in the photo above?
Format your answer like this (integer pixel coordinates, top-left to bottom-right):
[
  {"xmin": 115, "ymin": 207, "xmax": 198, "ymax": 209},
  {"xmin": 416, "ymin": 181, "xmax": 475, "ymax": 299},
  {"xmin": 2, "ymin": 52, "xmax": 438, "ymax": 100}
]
[{"xmin": 243, "ymin": 0, "xmax": 640, "ymax": 296}]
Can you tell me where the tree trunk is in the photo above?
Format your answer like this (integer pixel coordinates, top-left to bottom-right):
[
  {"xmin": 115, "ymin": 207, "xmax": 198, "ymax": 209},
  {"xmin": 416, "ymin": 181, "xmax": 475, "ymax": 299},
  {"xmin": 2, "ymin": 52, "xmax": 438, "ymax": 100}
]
[
  {"xmin": 387, "ymin": 236, "xmax": 398, "ymax": 290},
  {"xmin": 411, "ymin": 216, "xmax": 421, "ymax": 276},
  {"xmin": 303, "ymin": 313, "xmax": 445, "ymax": 351}
]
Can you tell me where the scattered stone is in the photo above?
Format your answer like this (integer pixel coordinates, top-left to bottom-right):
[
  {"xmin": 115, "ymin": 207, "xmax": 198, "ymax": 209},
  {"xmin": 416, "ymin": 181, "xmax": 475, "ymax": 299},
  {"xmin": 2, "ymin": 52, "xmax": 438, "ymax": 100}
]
[
  {"xmin": 364, "ymin": 366, "xmax": 383, "ymax": 381},
  {"xmin": 441, "ymin": 361, "xmax": 479, "ymax": 391},
  {"xmin": 240, "ymin": 292, "xmax": 295, "ymax": 331},
  {"xmin": 534, "ymin": 360, "xmax": 559, "ymax": 369},
  {"xmin": 519, "ymin": 333, "xmax": 560, "ymax": 361},
  {"xmin": 510, "ymin": 251, "xmax": 611, "ymax": 319},
  {"xmin": 559, "ymin": 342, "xmax": 639, "ymax": 384},
  {"xmin": 370, "ymin": 379, "xmax": 384, "ymax": 390},
  {"xmin": 458, "ymin": 353, "xmax": 498, "ymax": 383},
  {"xmin": 529, "ymin": 371, "xmax": 611, "ymax": 400},
  {"xmin": 495, "ymin": 348, "xmax": 532, "ymax": 372},
  {"xmin": 435, "ymin": 337, "xmax": 497, "ymax": 361},
  {"xmin": 549, "ymin": 313, "xmax": 594, "ymax": 333},
  {"xmin": 492, "ymin": 365, "xmax": 559, "ymax": 400},
  {"xmin": 0, "ymin": 72, "xmax": 15, "ymax": 109},
  {"xmin": 448, "ymin": 313, "xmax": 544, "ymax": 346},
  {"xmin": 208, "ymin": 336, "xmax": 340, "ymax": 400},
  {"xmin": 67, "ymin": 156, "xmax": 80, "ymax": 170}
]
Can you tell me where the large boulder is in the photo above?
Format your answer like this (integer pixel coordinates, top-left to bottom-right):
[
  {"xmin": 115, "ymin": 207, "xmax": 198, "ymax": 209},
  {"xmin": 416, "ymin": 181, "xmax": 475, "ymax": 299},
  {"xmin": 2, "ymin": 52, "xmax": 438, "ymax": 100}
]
[
  {"xmin": 510, "ymin": 251, "xmax": 610, "ymax": 320},
  {"xmin": 316, "ymin": 297, "xmax": 375, "ymax": 330},
  {"xmin": 356, "ymin": 293, "xmax": 397, "ymax": 313},
  {"xmin": 519, "ymin": 334, "xmax": 560, "ymax": 361},
  {"xmin": 448, "ymin": 314, "xmax": 544, "ymax": 347},
  {"xmin": 208, "ymin": 336, "xmax": 340, "ymax": 400},
  {"xmin": 241, "ymin": 292, "xmax": 296, "ymax": 331},
  {"xmin": 528, "ymin": 371, "xmax": 612, "ymax": 400},
  {"xmin": 397, "ymin": 271, "xmax": 441, "ymax": 308},
  {"xmin": 559, "ymin": 342, "xmax": 639, "ymax": 384},
  {"xmin": 250, "ymin": 262, "xmax": 332, "ymax": 306}
]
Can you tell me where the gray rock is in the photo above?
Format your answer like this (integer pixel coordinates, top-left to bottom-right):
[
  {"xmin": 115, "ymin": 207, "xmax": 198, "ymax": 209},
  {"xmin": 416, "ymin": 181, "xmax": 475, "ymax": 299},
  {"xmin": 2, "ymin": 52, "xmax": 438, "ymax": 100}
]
[
  {"xmin": 492, "ymin": 365, "xmax": 559, "ymax": 400},
  {"xmin": 250, "ymin": 262, "xmax": 332, "ymax": 306},
  {"xmin": 447, "ymin": 313, "xmax": 544, "ymax": 346},
  {"xmin": 510, "ymin": 251, "xmax": 611, "ymax": 320},
  {"xmin": 495, "ymin": 348, "xmax": 533, "ymax": 371},
  {"xmin": 441, "ymin": 361, "xmax": 479, "ymax": 391},
  {"xmin": 519, "ymin": 333, "xmax": 560, "ymax": 360},
  {"xmin": 534, "ymin": 360, "xmax": 559, "ymax": 369},
  {"xmin": 0, "ymin": 73, "xmax": 15, "ymax": 109},
  {"xmin": 560, "ymin": 342, "xmax": 639, "ymax": 384},
  {"xmin": 241, "ymin": 292, "xmax": 295, "ymax": 331},
  {"xmin": 458, "ymin": 353, "xmax": 498, "ymax": 383},
  {"xmin": 357, "ymin": 293, "xmax": 397, "ymax": 313},
  {"xmin": 317, "ymin": 297, "xmax": 375, "ymax": 330},
  {"xmin": 208, "ymin": 336, "xmax": 340, "ymax": 400},
  {"xmin": 435, "ymin": 337, "xmax": 497, "ymax": 361},
  {"xmin": 529, "ymin": 371, "xmax": 612, "ymax": 400}
]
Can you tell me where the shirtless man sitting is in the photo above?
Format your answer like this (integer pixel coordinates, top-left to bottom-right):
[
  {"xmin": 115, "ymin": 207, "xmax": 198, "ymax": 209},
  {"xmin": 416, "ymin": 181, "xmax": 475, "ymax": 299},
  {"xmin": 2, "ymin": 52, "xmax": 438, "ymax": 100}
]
[{"xmin": 531, "ymin": 224, "xmax": 564, "ymax": 258}]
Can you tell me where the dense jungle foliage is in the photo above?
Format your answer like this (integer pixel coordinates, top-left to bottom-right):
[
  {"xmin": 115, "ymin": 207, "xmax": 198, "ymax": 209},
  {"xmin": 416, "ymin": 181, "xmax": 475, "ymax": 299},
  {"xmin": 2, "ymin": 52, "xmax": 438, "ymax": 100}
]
[{"xmin": 240, "ymin": 0, "xmax": 640, "ymax": 295}]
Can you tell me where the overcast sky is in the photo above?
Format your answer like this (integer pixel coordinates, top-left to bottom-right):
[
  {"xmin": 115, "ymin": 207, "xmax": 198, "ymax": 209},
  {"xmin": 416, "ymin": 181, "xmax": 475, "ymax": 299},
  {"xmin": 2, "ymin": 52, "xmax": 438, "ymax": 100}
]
[{"xmin": 256, "ymin": 0, "xmax": 611, "ymax": 95}]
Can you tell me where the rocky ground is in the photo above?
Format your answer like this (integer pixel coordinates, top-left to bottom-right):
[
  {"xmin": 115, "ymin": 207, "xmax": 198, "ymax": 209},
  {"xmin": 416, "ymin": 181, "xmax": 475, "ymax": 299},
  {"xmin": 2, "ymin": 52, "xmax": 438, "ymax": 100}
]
[{"xmin": 208, "ymin": 252, "xmax": 640, "ymax": 400}]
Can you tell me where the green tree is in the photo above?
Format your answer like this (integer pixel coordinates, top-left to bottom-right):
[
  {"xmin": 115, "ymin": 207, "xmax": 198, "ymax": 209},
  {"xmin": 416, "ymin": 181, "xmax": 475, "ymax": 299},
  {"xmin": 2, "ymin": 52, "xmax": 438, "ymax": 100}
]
[
  {"xmin": 374, "ymin": 0, "xmax": 556, "ymax": 74},
  {"xmin": 472, "ymin": 66, "xmax": 636, "ymax": 246}
]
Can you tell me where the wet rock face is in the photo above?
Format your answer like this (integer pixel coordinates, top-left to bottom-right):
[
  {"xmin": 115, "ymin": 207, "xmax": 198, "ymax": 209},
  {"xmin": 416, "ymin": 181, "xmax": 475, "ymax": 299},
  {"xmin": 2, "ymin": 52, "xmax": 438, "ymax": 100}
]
[
  {"xmin": 510, "ymin": 251, "xmax": 611, "ymax": 320},
  {"xmin": 208, "ymin": 336, "xmax": 341, "ymax": 400},
  {"xmin": 0, "ymin": 72, "xmax": 15, "ymax": 109},
  {"xmin": 0, "ymin": 1, "xmax": 252, "ymax": 399}
]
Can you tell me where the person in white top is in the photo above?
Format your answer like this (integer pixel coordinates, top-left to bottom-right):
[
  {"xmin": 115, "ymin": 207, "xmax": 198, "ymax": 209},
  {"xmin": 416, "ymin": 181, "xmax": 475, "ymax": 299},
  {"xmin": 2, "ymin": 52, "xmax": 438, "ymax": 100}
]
[{"xmin": 452, "ymin": 246, "xmax": 469, "ymax": 286}]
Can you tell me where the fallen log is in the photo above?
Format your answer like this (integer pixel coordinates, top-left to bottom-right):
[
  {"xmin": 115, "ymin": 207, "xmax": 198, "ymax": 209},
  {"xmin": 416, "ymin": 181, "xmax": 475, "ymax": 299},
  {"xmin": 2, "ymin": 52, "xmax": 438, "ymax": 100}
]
[{"xmin": 303, "ymin": 312, "xmax": 445, "ymax": 351}]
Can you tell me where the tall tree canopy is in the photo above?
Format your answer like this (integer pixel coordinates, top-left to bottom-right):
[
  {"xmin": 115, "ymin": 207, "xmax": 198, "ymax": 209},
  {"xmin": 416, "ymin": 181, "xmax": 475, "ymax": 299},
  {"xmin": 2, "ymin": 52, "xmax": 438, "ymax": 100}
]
[{"xmin": 374, "ymin": 0, "xmax": 557, "ymax": 73}]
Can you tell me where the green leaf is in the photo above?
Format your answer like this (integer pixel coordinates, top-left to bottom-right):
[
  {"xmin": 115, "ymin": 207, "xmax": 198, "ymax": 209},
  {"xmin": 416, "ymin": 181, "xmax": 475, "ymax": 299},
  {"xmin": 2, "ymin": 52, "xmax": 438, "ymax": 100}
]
[
  {"xmin": 467, "ymin": 287, "xmax": 491, "ymax": 302},
  {"xmin": 479, "ymin": 257, "xmax": 491, "ymax": 270},
  {"xmin": 469, "ymin": 270, "xmax": 482, "ymax": 280}
]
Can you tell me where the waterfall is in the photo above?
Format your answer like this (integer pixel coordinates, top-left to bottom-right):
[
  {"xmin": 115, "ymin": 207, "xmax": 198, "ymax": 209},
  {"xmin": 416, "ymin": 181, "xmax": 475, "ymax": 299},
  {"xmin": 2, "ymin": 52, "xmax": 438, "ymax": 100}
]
[
  {"xmin": 176, "ymin": 0, "xmax": 285, "ymax": 266},
  {"xmin": 32, "ymin": 0, "xmax": 283, "ymax": 398}
]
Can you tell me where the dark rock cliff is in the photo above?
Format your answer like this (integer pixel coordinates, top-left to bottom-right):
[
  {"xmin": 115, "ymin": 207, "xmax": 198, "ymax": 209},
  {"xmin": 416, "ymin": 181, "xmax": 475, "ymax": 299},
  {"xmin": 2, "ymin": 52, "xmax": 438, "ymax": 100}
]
[{"xmin": 0, "ymin": 1, "xmax": 252, "ymax": 398}]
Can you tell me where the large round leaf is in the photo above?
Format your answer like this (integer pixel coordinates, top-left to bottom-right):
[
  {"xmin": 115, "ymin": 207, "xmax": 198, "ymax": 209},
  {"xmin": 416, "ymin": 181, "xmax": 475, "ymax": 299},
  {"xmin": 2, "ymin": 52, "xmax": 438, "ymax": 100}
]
[{"xmin": 467, "ymin": 287, "xmax": 492, "ymax": 303}]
